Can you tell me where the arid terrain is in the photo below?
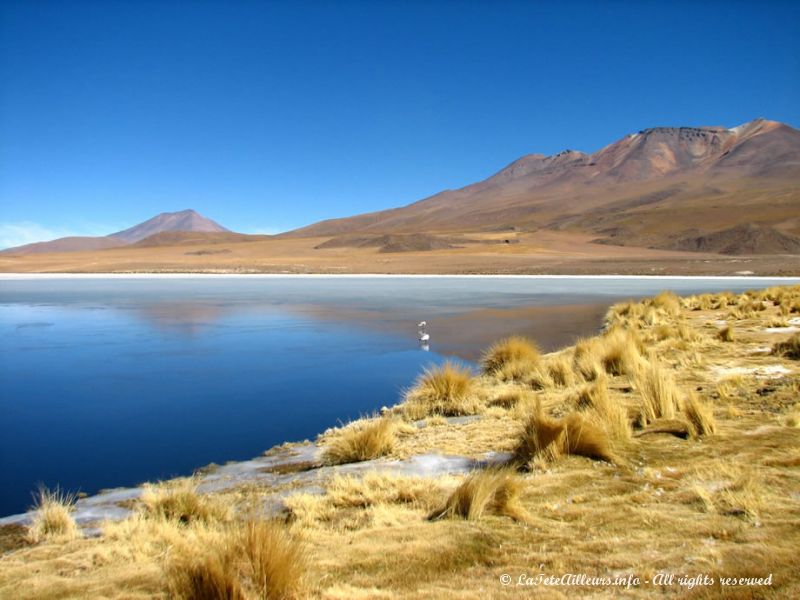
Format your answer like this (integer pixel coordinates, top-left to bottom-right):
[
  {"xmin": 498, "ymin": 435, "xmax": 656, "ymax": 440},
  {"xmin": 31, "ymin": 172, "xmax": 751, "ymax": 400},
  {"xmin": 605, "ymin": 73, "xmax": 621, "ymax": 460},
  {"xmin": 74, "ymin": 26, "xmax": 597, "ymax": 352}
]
[
  {"xmin": 1, "ymin": 285, "xmax": 798, "ymax": 599},
  {"xmin": 2, "ymin": 229, "xmax": 800, "ymax": 276},
  {"xmin": 2, "ymin": 119, "xmax": 798, "ymax": 276}
]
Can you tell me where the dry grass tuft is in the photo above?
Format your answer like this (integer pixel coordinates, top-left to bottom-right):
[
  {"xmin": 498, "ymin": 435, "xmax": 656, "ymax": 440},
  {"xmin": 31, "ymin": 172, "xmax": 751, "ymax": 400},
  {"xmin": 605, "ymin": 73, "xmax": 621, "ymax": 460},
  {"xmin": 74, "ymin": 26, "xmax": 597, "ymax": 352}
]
[
  {"xmin": 514, "ymin": 404, "xmax": 615, "ymax": 466},
  {"xmin": 632, "ymin": 359, "xmax": 683, "ymax": 426},
  {"xmin": 402, "ymin": 362, "xmax": 479, "ymax": 419},
  {"xmin": 573, "ymin": 376, "xmax": 631, "ymax": 441},
  {"xmin": 238, "ymin": 521, "xmax": 309, "ymax": 599},
  {"xmin": 482, "ymin": 336, "xmax": 540, "ymax": 375},
  {"xmin": 323, "ymin": 417, "xmax": 396, "ymax": 465},
  {"xmin": 650, "ymin": 290, "xmax": 681, "ymax": 316},
  {"xmin": 573, "ymin": 337, "xmax": 603, "ymax": 381},
  {"xmin": 493, "ymin": 358, "xmax": 539, "ymax": 383},
  {"xmin": 428, "ymin": 469, "xmax": 528, "ymax": 522},
  {"xmin": 168, "ymin": 546, "xmax": 244, "ymax": 600},
  {"xmin": 683, "ymin": 390, "xmax": 716, "ymax": 437},
  {"xmin": 140, "ymin": 479, "xmax": 231, "ymax": 524},
  {"xmin": 168, "ymin": 520, "xmax": 307, "ymax": 600},
  {"xmin": 599, "ymin": 328, "xmax": 643, "ymax": 376},
  {"xmin": 717, "ymin": 325, "xmax": 736, "ymax": 342},
  {"xmin": 488, "ymin": 387, "xmax": 531, "ymax": 409},
  {"xmin": 545, "ymin": 353, "xmax": 577, "ymax": 387},
  {"xmin": 772, "ymin": 333, "xmax": 800, "ymax": 359},
  {"xmin": 26, "ymin": 487, "xmax": 80, "ymax": 544}
]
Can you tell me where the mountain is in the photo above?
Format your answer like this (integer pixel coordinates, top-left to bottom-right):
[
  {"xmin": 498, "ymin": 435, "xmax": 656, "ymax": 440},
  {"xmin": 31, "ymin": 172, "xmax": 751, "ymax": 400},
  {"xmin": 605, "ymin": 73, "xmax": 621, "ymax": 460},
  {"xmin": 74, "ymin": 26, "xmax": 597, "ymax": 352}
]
[
  {"xmin": 287, "ymin": 118, "xmax": 800, "ymax": 254},
  {"xmin": 0, "ymin": 236, "xmax": 128, "ymax": 256},
  {"xmin": 1, "ymin": 210, "xmax": 231, "ymax": 255},
  {"xmin": 109, "ymin": 209, "xmax": 229, "ymax": 243}
]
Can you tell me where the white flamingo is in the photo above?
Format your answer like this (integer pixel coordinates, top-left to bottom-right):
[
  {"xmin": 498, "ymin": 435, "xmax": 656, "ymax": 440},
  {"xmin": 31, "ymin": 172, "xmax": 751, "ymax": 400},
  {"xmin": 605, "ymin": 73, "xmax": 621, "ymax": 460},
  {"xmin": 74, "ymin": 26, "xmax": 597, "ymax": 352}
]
[{"xmin": 417, "ymin": 321, "xmax": 430, "ymax": 343}]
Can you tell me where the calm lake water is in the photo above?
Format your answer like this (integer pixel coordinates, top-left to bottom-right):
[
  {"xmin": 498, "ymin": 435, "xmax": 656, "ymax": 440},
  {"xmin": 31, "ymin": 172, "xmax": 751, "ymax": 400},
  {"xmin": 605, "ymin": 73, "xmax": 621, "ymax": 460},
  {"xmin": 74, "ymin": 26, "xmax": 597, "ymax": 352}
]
[{"xmin": 1, "ymin": 275, "xmax": 797, "ymax": 516}]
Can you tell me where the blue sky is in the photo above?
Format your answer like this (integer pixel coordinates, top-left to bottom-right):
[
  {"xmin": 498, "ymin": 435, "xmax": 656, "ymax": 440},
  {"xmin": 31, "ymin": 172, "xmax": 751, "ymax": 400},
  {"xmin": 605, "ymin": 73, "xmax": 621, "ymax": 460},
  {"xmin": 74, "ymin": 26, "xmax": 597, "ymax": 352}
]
[{"xmin": 1, "ymin": 0, "xmax": 799, "ymax": 248}]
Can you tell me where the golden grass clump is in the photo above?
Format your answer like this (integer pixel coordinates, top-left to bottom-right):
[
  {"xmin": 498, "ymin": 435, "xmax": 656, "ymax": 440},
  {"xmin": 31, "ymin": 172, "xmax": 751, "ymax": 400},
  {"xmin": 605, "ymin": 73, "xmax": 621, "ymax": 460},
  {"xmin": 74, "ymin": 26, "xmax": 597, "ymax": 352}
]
[
  {"xmin": 26, "ymin": 487, "xmax": 80, "ymax": 543},
  {"xmin": 488, "ymin": 387, "xmax": 531, "ymax": 409},
  {"xmin": 683, "ymin": 390, "xmax": 716, "ymax": 437},
  {"xmin": 402, "ymin": 361, "xmax": 479, "ymax": 419},
  {"xmin": 482, "ymin": 336, "xmax": 540, "ymax": 375},
  {"xmin": 573, "ymin": 337, "xmax": 603, "ymax": 381},
  {"xmin": 650, "ymin": 290, "xmax": 681, "ymax": 316},
  {"xmin": 494, "ymin": 358, "xmax": 539, "ymax": 383},
  {"xmin": 428, "ymin": 469, "xmax": 528, "ymax": 522},
  {"xmin": 140, "ymin": 479, "xmax": 231, "ymax": 524},
  {"xmin": 717, "ymin": 325, "xmax": 735, "ymax": 342},
  {"xmin": 514, "ymin": 404, "xmax": 614, "ymax": 466},
  {"xmin": 772, "ymin": 333, "xmax": 800, "ymax": 359},
  {"xmin": 323, "ymin": 417, "xmax": 396, "ymax": 465},
  {"xmin": 545, "ymin": 353, "xmax": 577, "ymax": 387},
  {"xmin": 168, "ymin": 520, "xmax": 308, "ymax": 600},
  {"xmin": 632, "ymin": 359, "xmax": 682, "ymax": 425},
  {"xmin": 573, "ymin": 376, "xmax": 631, "ymax": 441},
  {"xmin": 599, "ymin": 328, "xmax": 643, "ymax": 376}
]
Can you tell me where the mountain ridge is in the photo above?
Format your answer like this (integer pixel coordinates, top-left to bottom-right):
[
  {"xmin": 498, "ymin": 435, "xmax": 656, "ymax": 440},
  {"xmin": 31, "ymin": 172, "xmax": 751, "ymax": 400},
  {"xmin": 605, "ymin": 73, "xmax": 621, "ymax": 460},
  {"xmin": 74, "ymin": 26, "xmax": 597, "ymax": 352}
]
[{"xmin": 284, "ymin": 118, "xmax": 800, "ymax": 255}]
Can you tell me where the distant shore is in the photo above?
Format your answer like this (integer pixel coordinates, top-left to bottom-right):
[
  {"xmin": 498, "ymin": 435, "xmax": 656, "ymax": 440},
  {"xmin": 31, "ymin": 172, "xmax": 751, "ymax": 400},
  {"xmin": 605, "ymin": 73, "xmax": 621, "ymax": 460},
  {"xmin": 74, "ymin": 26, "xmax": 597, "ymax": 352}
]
[{"xmin": 3, "ymin": 272, "xmax": 800, "ymax": 280}]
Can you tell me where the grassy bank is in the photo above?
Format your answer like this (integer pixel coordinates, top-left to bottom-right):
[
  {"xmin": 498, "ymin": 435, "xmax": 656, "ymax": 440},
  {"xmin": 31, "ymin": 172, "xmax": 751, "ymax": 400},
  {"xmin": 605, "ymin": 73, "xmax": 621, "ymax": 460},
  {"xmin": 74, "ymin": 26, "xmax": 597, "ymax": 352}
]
[{"xmin": 1, "ymin": 286, "xmax": 799, "ymax": 598}]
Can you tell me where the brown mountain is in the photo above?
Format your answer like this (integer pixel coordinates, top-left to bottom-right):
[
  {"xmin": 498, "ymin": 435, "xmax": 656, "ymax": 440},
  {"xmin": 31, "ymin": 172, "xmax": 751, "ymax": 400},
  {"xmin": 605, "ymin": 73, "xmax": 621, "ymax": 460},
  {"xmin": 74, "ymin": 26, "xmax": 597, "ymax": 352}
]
[
  {"xmin": 110, "ymin": 209, "xmax": 229, "ymax": 243},
  {"xmin": 0, "ymin": 236, "xmax": 129, "ymax": 256},
  {"xmin": 2, "ymin": 210, "xmax": 231, "ymax": 255},
  {"xmin": 287, "ymin": 118, "xmax": 800, "ymax": 254}
]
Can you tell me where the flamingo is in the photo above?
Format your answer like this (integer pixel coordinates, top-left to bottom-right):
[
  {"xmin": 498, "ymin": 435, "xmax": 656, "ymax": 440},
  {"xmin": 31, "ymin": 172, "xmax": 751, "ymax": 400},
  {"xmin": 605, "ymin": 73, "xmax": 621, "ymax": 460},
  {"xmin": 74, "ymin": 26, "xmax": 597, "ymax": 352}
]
[{"xmin": 417, "ymin": 321, "xmax": 430, "ymax": 343}]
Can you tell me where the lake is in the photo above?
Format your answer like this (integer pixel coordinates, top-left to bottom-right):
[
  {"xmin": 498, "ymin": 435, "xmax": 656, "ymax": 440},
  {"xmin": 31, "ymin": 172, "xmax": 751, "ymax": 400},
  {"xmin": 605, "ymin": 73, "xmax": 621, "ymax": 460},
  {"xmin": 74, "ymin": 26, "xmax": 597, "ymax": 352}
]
[{"xmin": 1, "ymin": 275, "xmax": 797, "ymax": 516}]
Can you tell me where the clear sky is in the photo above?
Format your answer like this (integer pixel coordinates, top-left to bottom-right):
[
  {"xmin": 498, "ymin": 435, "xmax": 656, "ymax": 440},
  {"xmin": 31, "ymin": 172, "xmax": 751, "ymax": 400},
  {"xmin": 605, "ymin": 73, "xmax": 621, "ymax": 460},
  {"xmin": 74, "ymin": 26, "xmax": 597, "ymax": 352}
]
[{"xmin": 1, "ymin": 0, "xmax": 799, "ymax": 248}]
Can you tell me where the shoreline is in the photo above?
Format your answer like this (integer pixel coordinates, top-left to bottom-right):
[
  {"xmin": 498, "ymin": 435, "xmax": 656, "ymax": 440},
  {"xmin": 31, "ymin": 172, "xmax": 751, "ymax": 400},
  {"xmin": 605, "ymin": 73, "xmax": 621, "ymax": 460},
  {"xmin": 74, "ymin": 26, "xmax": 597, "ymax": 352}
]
[
  {"xmin": 3, "ymin": 272, "xmax": 800, "ymax": 281},
  {"xmin": 2, "ymin": 284, "xmax": 799, "ymax": 597}
]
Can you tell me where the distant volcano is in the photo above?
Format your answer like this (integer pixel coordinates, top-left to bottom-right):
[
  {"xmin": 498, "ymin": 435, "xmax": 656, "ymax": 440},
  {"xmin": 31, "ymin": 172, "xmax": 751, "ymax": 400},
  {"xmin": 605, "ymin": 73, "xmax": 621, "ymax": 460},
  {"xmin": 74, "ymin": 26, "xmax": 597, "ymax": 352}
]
[
  {"xmin": 2, "ymin": 209, "xmax": 231, "ymax": 255},
  {"xmin": 109, "ymin": 209, "xmax": 230, "ymax": 243}
]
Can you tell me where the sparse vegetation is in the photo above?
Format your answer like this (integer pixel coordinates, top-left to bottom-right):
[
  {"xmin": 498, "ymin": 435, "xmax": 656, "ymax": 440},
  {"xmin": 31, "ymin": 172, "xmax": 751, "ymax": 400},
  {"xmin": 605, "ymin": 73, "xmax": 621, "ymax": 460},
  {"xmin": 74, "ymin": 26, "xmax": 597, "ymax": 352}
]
[
  {"xmin": 481, "ymin": 336, "xmax": 540, "ymax": 375},
  {"xmin": 323, "ymin": 417, "xmax": 397, "ymax": 464},
  {"xmin": 573, "ymin": 376, "xmax": 631, "ymax": 441},
  {"xmin": 26, "ymin": 487, "xmax": 79, "ymax": 544},
  {"xmin": 717, "ymin": 324, "xmax": 736, "ymax": 342},
  {"xmin": 514, "ymin": 403, "xmax": 615, "ymax": 466},
  {"xmin": 599, "ymin": 327, "xmax": 643, "ymax": 376},
  {"xmin": 428, "ymin": 469, "xmax": 528, "ymax": 522},
  {"xmin": 545, "ymin": 353, "xmax": 576, "ymax": 387},
  {"xmin": 683, "ymin": 390, "xmax": 716, "ymax": 437},
  {"xmin": 773, "ymin": 333, "xmax": 800, "ymax": 359},
  {"xmin": 402, "ymin": 361, "xmax": 479, "ymax": 419},
  {"xmin": 168, "ymin": 520, "xmax": 307, "ymax": 600},
  {"xmin": 140, "ymin": 479, "xmax": 231, "ymax": 524},
  {"xmin": 632, "ymin": 358, "xmax": 682, "ymax": 425}
]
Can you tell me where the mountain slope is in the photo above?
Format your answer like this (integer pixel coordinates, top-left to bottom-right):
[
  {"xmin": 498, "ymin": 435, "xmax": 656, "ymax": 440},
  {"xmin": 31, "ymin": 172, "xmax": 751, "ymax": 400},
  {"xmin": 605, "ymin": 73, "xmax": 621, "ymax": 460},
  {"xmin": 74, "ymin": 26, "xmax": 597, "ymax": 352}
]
[
  {"xmin": 1, "ymin": 210, "xmax": 231, "ymax": 255},
  {"xmin": 109, "ymin": 209, "xmax": 229, "ymax": 243},
  {"xmin": 287, "ymin": 118, "xmax": 800, "ymax": 254},
  {"xmin": 0, "ymin": 236, "xmax": 128, "ymax": 256}
]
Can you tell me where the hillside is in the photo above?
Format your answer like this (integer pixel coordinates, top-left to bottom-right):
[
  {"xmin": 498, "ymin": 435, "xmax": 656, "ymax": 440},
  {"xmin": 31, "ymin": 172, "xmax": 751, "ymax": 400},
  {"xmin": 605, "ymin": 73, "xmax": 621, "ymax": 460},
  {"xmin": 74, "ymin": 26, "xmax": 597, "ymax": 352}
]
[
  {"xmin": 287, "ymin": 119, "xmax": 800, "ymax": 254},
  {"xmin": 110, "ymin": 209, "xmax": 230, "ymax": 244},
  {"xmin": 1, "ymin": 210, "xmax": 231, "ymax": 255}
]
